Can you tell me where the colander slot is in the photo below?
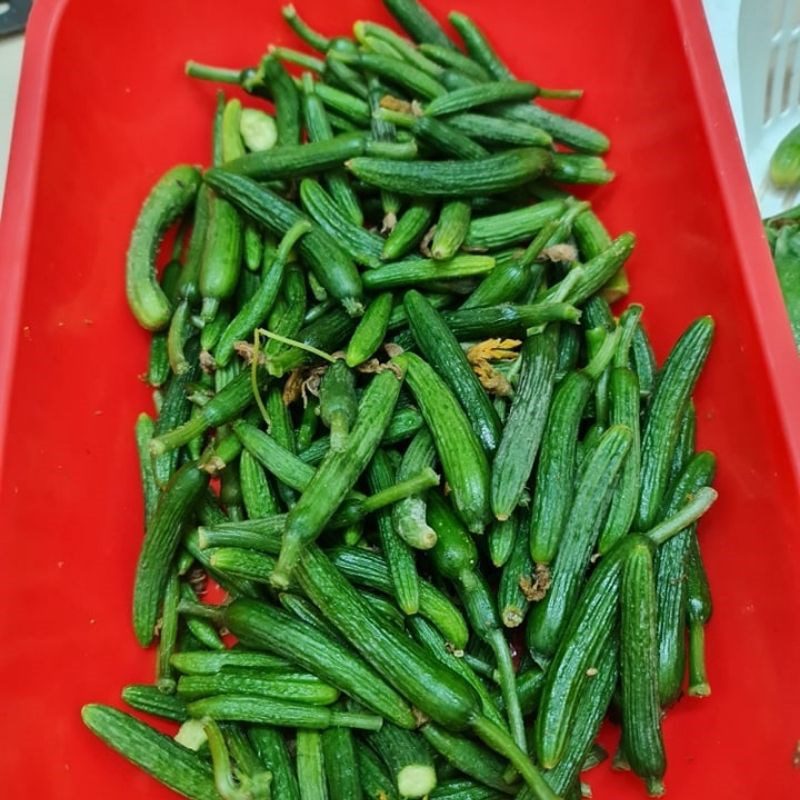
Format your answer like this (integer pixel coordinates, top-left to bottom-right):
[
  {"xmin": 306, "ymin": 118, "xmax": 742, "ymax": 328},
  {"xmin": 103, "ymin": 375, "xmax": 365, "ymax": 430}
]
[{"xmin": 782, "ymin": 35, "xmax": 799, "ymax": 113}]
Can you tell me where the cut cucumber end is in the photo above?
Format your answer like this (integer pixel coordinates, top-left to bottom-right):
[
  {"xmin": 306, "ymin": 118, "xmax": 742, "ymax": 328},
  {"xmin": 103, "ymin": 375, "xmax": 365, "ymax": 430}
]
[{"xmin": 397, "ymin": 764, "xmax": 438, "ymax": 798}]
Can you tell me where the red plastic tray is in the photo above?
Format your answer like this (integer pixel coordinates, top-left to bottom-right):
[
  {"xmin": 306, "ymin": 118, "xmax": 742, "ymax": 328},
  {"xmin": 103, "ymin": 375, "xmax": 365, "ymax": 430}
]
[{"xmin": 1, "ymin": 0, "xmax": 799, "ymax": 797}]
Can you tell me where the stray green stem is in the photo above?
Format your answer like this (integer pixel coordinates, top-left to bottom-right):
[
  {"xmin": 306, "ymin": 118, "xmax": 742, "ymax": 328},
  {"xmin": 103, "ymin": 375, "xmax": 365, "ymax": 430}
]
[
  {"xmin": 259, "ymin": 328, "xmax": 337, "ymax": 363},
  {"xmin": 185, "ymin": 61, "xmax": 243, "ymax": 85},
  {"xmin": 644, "ymin": 487, "xmax": 718, "ymax": 546}
]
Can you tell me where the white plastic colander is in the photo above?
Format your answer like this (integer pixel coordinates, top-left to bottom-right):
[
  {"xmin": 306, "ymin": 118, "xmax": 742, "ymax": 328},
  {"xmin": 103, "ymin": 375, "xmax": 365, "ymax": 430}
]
[{"xmin": 704, "ymin": 0, "xmax": 800, "ymax": 217}]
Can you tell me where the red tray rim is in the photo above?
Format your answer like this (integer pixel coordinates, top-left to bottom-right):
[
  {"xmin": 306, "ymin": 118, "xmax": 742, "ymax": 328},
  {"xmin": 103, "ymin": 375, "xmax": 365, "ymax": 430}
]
[{"xmin": 0, "ymin": 0, "xmax": 798, "ymax": 497}]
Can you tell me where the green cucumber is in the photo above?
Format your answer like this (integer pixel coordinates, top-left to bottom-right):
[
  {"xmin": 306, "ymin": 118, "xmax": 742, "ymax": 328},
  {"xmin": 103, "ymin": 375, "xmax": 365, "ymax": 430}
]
[
  {"xmin": 135, "ymin": 413, "xmax": 159, "ymax": 523},
  {"xmin": 176, "ymin": 672, "xmax": 340, "ymax": 706},
  {"xmin": 319, "ymin": 359, "xmax": 358, "ymax": 451},
  {"xmin": 358, "ymin": 745, "xmax": 400, "ymax": 800},
  {"xmin": 368, "ymin": 450, "xmax": 421, "ymax": 615},
  {"xmin": 204, "ymin": 169, "xmax": 364, "ymax": 315},
  {"xmin": 328, "ymin": 546, "xmax": 468, "ymax": 649},
  {"xmin": 464, "ymin": 199, "xmax": 566, "ymax": 251},
  {"xmin": 367, "ymin": 722, "xmax": 437, "ymax": 798},
  {"xmin": 534, "ymin": 535, "xmax": 642, "ymax": 769},
  {"xmin": 405, "ymin": 290, "xmax": 501, "ymax": 453},
  {"xmin": 431, "ymin": 779, "xmax": 508, "ymax": 799},
  {"xmin": 686, "ymin": 533, "xmax": 713, "ymax": 698},
  {"xmin": 81, "ymin": 704, "xmax": 217, "ymax": 800},
  {"xmin": 290, "ymin": 546, "xmax": 557, "ymax": 799},
  {"xmin": 395, "ymin": 351, "xmax": 491, "ymax": 533},
  {"xmin": 146, "ymin": 335, "xmax": 170, "ymax": 388},
  {"xmin": 498, "ymin": 513, "xmax": 535, "ymax": 628},
  {"xmin": 491, "ymin": 329, "xmax": 558, "ymax": 520},
  {"xmin": 215, "ymin": 220, "xmax": 310, "ymax": 367},
  {"xmin": 528, "ymin": 338, "xmax": 616, "ymax": 566},
  {"xmin": 322, "ymin": 726, "xmax": 362, "ymax": 800},
  {"xmin": 260, "ymin": 55, "xmax": 302, "ymax": 145},
  {"xmin": 240, "ymin": 449, "xmax": 280, "ymax": 518},
  {"xmin": 155, "ymin": 571, "xmax": 180, "ymax": 692},
  {"xmin": 446, "ymin": 112, "xmax": 551, "ymax": 147},
  {"xmin": 170, "ymin": 650, "xmax": 291, "ymax": 675},
  {"xmin": 655, "ymin": 451, "xmax": 716, "ymax": 707},
  {"xmin": 391, "ymin": 428, "xmax": 438, "ymax": 550},
  {"xmin": 420, "ymin": 725, "xmax": 512, "ymax": 794},
  {"xmin": 297, "ymin": 730, "xmax": 329, "ymax": 800},
  {"xmin": 376, "ymin": 108, "xmax": 489, "ymax": 161},
  {"xmin": 347, "ymin": 148, "xmax": 552, "ymax": 197},
  {"xmin": 497, "ymin": 102, "xmax": 609, "ymax": 155},
  {"xmin": 425, "ymin": 491, "xmax": 525, "ymax": 748},
  {"xmin": 221, "ymin": 598, "xmax": 417, "ymax": 729},
  {"xmin": 185, "ymin": 695, "xmax": 382, "ymax": 730},
  {"xmin": 460, "ymin": 257, "xmax": 535, "ymax": 310},
  {"xmin": 425, "ymin": 81, "xmax": 538, "ymax": 116},
  {"xmin": 383, "ymin": 199, "xmax": 436, "ymax": 261},
  {"xmin": 345, "ymin": 293, "xmax": 393, "ymax": 367},
  {"xmin": 526, "ymin": 425, "xmax": 632, "ymax": 661},
  {"xmin": 299, "ymin": 178, "xmax": 383, "ymax": 268},
  {"xmin": 302, "ymin": 73, "xmax": 363, "ymax": 226},
  {"xmin": 126, "ymin": 165, "xmax": 201, "ymax": 330},
  {"xmin": 527, "ymin": 645, "xmax": 617, "ymax": 797},
  {"xmin": 488, "ymin": 515, "xmax": 517, "ymax": 568},
  {"xmin": 121, "ymin": 684, "xmax": 189, "ymax": 722},
  {"xmin": 364, "ymin": 255, "xmax": 495, "ymax": 291},
  {"xmin": 542, "ymin": 233, "xmax": 636, "ymax": 307},
  {"xmin": 620, "ymin": 540, "xmax": 666, "ymax": 795},
  {"xmin": 432, "ymin": 201, "xmax": 471, "ymax": 261},
  {"xmin": 331, "ymin": 51, "xmax": 446, "ymax": 99},
  {"xmin": 224, "ymin": 132, "xmax": 374, "ymax": 180},
  {"xmin": 406, "ymin": 615, "xmax": 505, "ymax": 728},
  {"xmin": 250, "ymin": 727, "xmax": 301, "ymax": 800},
  {"xmin": 597, "ymin": 367, "xmax": 641, "ymax": 553},
  {"xmin": 133, "ymin": 459, "xmax": 211, "ymax": 646},
  {"xmin": 382, "ymin": 0, "xmax": 456, "ymax": 49},
  {"xmin": 636, "ymin": 316, "xmax": 715, "ymax": 529},
  {"xmin": 272, "ymin": 368, "xmax": 403, "ymax": 585},
  {"xmin": 418, "ymin": 44, "xmax": 490, "ymax": 80},
  {"xmin": 448, "ymin": 12, "xmax": 513, "ymax": 80}
]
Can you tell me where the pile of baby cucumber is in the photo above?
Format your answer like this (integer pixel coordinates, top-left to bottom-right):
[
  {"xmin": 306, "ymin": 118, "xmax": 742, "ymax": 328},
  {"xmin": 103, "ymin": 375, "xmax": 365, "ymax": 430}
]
[{"xmin": 83, "ymin": 0, "xmax": 720, "ymax": 798}]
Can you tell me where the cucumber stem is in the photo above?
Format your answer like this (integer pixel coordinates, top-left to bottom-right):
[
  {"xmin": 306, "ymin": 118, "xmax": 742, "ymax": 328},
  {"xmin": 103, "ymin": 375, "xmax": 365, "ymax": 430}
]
[
  {"xmin": 461, "ymin": 653, "xmax": 498, "ymax": 682},
  {"xmin": 269, "ymin": 45, "xmax": 325, "ymax": 73},
  {"xmin": 204, "ymin": 718, "xmax": 251, "ymax": 800},
  {"xmin": 177, "ymin": 598, "xmax": 225, "ymax": 623},
  {"xmin": 360, "ymin": 467, "xmax": 440, "ymax": 514},
  {"xmin": 150, "ymin": 416, "xmax": 206, "ymax": 456},
  {"xmin": 281, "ymin": 4, "xmax": 331, "ymax": 52},
  {"xmin": 687, "ymin": 620, "xmax": 711, "ymax": 697},
  {"xmin": 644, "ymin": 488, "xmax": 718, "ymax": 546},
  {"xmin": 518, "ymin": 218, "xmax": 561, "ymax": 269},
  {"xmin": 538, "ymin": 87, "xmax": 584, "ymax": 100},
  {"xmin": 185, "ymin": 61, "xmax": 244, "ymax": 85},
  {"xmin": 471, "ymin": 715, "xmax": 559, "ymax": 800},
  {"xmin": 583, "ymin": 327, "xmax": 620, "ymax": 381},
  {"xmin": 614, "ymin": 304, "xmax": 644, "ymax": 367},
  {"xmin": 488, "ymin": 628, "xmax": 527, "ymax": 752},
  {"xmin": 260, "ymin": 328, "xmax": 337, "ymax": 365}
]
